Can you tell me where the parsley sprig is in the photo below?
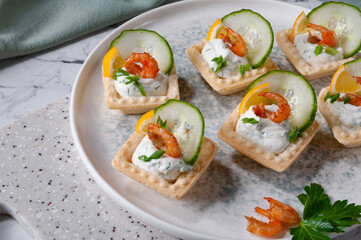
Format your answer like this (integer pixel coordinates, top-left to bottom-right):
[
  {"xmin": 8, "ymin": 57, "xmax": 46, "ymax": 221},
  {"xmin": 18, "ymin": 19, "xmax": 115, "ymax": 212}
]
[
  {"xmin": 324, "ymin": 91, "xmax": 340, "ymax": 103},
  {"xmin": 290, "ymin": 183, "xmax": 361, "ymax": 240},
  {"xmin": 113, "ymin": 69, "xmax": 147, "ymax": 97},
  {"xmin": 288, "ymin": 127, "xmax": 302, "ymax": 144},
  {"xmin": 239, "ymin": 63, "xmax": 251, "ymax": 77},
  {"xmin": 344, "ymin": 96, "xmax": 350, "ymax": 104},
  {"xmin": 211, "ymin": 55, "xmax": 227, "ymax": 73},
  {"xmin": 242, "ymin": 118, "xmax": 258, "ymax": 124},
  {"xmin": 138, "ymin": 150, "xmax": 165, "ymax": 162},
  {"xmin": 157, "ymin": 116, "xmax": 167, "ymax": 129}
]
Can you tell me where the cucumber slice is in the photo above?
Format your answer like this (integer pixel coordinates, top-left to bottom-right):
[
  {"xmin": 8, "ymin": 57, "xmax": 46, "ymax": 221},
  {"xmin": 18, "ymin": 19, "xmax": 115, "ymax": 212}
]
[
  {"xmin": 247, "ymin": 70, "xmax": 317, "ymax": 132},
  {"xmin": 307, "ymin": 2, "xmax": 361, "ymax": 58},
  {"xmin": 153, "ymin": 100, "xmax": 204, "ymax": 165},
  {"xmin": 109, "ymin": 29, "xmax": 174, "ymax": 74},
  {"xmin": 221, "ymin": 9, "xmax": 274, "ymax": 68},
  {"xmin": 344, "ymin": 56, "xmax": 361, "ymax": 77}
]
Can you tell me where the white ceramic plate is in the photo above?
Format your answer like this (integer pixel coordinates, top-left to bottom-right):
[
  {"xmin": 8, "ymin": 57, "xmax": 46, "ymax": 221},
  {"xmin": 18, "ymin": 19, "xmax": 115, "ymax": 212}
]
[{"xmin": 70, "ymin": 0, "xmax": 361, "ymax": 239}]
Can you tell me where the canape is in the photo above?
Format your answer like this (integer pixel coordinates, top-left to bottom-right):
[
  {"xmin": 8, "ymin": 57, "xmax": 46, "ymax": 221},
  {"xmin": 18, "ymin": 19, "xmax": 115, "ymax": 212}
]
[
  {"xmin": 102, "ymin": 29, "xmax": 179, "ymax": 114},
  {"xmin": 186, "ymin": 9, "xmax": 278, "ymax": 95}
]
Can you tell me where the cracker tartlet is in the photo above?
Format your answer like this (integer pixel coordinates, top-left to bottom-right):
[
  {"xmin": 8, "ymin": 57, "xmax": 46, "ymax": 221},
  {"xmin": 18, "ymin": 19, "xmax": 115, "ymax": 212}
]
[
  {"xmin": 112, "ymin": 132, "xmax": 217, "ymax": 199},
  {"xmin": 318, "ymin": 87, "xmax": 361, "ymax": 147},
  {"xmin": 186, "ymin": 41, "xmax": 278, "ymax": 95}
]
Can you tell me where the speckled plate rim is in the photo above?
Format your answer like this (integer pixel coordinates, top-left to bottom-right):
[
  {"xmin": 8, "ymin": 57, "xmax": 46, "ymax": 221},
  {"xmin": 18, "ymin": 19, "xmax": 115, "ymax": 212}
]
[{"xmin": 70, "ymin": 0, "xmax": 309, "ymax": 239}]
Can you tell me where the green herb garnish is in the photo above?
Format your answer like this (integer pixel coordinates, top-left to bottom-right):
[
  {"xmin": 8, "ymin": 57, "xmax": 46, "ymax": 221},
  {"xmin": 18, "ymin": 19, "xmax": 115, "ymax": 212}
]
[
  {"xmin": 156, "ymin": 116, "xmax": 167, "ymax": 129},
  {"xmin": 124, "ymin": 75, "xmax": 147, "ymax": 97},
  {"xmin": 324, "ymin": 91, "xmax": 340, "ymax": 103},
  {"xmin": 138, "ymin": 150, "xmax": 165, "ymax": 162},
  {"xmin": 314, "ymin": 45, "xmax": 323, "ymax": 56},
  {"xmin": 242, "ymin": 118, "xmax": 258, "ymax": 124},
  {"xmin": 325, "ymin": 45, "xmax": 339, "ymax": 56},
  {"xmin": 239, "ymin": 63, "xmax": 251, "ymax": 77},
  {"xmin": 288, "ymin": 127, "xmax": 302, "ymax": 144},
  {"xmin": 211, "ymin": 55, "xmax": 227, "ymax": 73},
  {"xmin": 290, "ymin": 183, "xmax": 361, "ymax": 240},
  {"xmin": 113, "ymin": 68, "xmax": 129, "ymax": 80},
  {"xmin": 344, "ymin": 96, "xmax": 350, "ymax": 104}
]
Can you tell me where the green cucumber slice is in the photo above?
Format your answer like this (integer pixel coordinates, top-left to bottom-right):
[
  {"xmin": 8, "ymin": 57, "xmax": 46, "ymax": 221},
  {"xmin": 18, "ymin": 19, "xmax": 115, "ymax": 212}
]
[
  {"xmin": 221, "ymin": 9, "xmax": 274, "ymax": 68},
  {"xmin": 154, "ymin": 100, "xmax": 204, "ymax": 165},
  {"xmin": 344, "ymin": 56, "xmax": 361, "ymax": 77},
  {"xmin": 109, "ymin": 29, "xmax": 174, "ymax": 74},
  {"xmin": 247, "ymin": 70, "xmax": 317, "ymax": 133},
  {"xmin": 307, "ymin": 1, "xmax": 361, "ymax": 58}
]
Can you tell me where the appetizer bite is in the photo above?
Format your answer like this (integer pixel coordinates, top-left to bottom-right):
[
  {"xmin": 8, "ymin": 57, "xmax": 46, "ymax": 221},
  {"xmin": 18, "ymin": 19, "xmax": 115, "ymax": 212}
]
[
  {"xmin": 112, "ymin": 99, "xmax": 218, "ymax": 199},
  {"xmin": 218, "ymin": 70, "xmax": 319, "ymax": 172},
  {"xmin": 186, "ymin": 9, "xmax": 278, "ymax": 95},
  {"xmin": 318, "ymin": 57, "xmax": 361, "ymax": 147},
  {"xmin": 102, "ymin": 29, "xmax": 179, "ymax": 114},
  {"xmin": 276, "ymin": 2, "xmax": 361, "ymax": 80}
]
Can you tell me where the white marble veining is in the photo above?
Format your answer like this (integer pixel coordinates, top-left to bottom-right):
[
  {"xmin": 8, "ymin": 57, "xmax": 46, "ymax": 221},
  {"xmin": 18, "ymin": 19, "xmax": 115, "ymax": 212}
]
[{"xmin": 0, "ymin": 0, "xmax": 361, "ymax": 239}]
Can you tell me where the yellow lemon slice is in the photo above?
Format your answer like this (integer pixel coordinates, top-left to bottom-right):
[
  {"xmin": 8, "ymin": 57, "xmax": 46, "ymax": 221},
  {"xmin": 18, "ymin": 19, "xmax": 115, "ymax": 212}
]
[
  {"xmin": 330, "ymin": 64, "xmax": 361, "ymax": 94},
  {"xmin": 290, "ymin": 11, "xmax": 308, "ymax": 43},
  {"xmin": 102, "ymin": 46, "xmax": 125, "ymax": 77},
  {"xmin": 238, "ymin": 83, "xmax": 270, "ymax": 114},
  {"xmin": 136, "ymin": 110, "xmax": 154, "ymax": 133},
  {"xmin": 206, "ymin": 18, "xmax": 225, "ymax": 41}
]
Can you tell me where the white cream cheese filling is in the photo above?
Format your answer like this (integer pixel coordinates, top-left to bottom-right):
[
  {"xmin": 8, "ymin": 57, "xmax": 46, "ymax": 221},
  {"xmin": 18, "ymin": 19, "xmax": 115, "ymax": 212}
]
[
  {"xmin": 235, "ymin": 105, "xmax": 291, "ymax": 154},
  {"xmin": 294, "ymin": 31, "xmax": 343, "ymax": 65},
  {"xmin": 114, "ymin": 70, "xmax": 168, "ymax": 98},
  {"xmin": 326, "ymin": 95, "xmax": 361, "ymax": 130},
  {"xmin": 201, "ymin": 38, "xmax": 249, "ymax": 78},
  {"xmin": 132, "ymin": 135, "xmax": 192, "ymax": 181}
]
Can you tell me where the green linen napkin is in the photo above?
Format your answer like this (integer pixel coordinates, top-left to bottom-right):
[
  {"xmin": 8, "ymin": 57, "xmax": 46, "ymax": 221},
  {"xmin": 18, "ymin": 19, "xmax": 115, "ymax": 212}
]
[{"xmin": 0, "ymin": 0, "xmax": 164, "ymax": 60}]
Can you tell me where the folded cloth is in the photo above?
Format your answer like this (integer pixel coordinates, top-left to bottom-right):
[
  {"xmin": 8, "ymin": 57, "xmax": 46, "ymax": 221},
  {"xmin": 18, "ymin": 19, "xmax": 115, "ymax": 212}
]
[{"xmin": 0, "ymin": 0, "xmax": 165, "ymax": 60}]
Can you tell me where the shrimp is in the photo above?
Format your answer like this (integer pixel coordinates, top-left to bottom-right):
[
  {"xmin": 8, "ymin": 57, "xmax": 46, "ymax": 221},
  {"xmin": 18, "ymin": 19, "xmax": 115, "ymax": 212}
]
[
  {"xmin": 307, "ymin": 23, "xmax": 337, "ymax": 47},
  {"xmin": 252, "ymin": 92, "xmax": 291, "ymax": 123},
  {"xmin": 147, "ymin": 123, "xmax": 181, "ymax": 158},
  {"xmin": 264, "ymin": 197, "xmax": 300, "ymax": 224},
  {"xmin": 124, "ymin": 52, "xmax": 159, "ymax": 79},
  {"xmin": 219, "ymin": 28, "xmax": 247, "ymax": 57},
  {"xmin": 245, "ymin": 207, "xmax": 283, "ymax": 237},
  {"xmin": 338, "ymin": 93, "xmax": 361, "ymax": 106}
]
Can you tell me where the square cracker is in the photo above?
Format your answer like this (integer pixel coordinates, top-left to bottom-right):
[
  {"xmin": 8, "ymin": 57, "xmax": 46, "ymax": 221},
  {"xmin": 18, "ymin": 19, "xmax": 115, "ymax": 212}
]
[
  {"xmin": 102, "ymin": 66, "xmax": 179, "ymax": 114},
  {"xmin": 111, "ymin": 132, "xmax": 218, "ymax": 199},
  {"xmin": 185, "ymin": 41, "xmax": 278, "ymax": 95},
  {"xmin": 275, "ymin": 28, "xmax": 354, "ymax": 80},
  {"xmin": 218, "ymin": 107, "xmax": 319, "ymax": 172},
  {"xmin": 318, "ymin": 87, "xmax": 361, "ymax": 147}
]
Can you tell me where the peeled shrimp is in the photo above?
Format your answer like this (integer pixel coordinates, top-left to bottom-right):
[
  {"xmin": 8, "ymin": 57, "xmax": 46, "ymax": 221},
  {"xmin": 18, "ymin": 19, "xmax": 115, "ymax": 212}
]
[
  {"xmin": 252, "ymin": 92, "xmax": 291, "ymax": 123},
  {"xmin": 124, "ymin": 52, "xmax": 159, "ymax": 78},
  {"xmin": 338, "ymin": 92, "xmax": 361, "ymax": 106},
  {"xmin": 245, "ymin": 197, "xmax": 299, "ymax": 237},
  {"xmin": 147, "ymin": 123, "xmax": 181, "ymax": 158},
  {"xmin": 307, "ymin": 23, "xmax": 337, "ymax": 47},
  {"xmin": 245, "ymin": 207, "xmax": 283, "ymax": 237},
  {"xmin": 264, "ymin": 197, "xmax": 300, "ymax": 224},
  {"xmin": 219, "ymin": 28, "xmax": 247, "ymax": 57}
]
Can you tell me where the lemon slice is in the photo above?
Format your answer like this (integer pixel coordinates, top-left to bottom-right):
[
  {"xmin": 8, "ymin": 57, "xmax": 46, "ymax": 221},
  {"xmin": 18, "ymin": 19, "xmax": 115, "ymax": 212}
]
[
  {"xmin": 206, "ymin": 18, "xmax": 225, "ymax": 41},
  {"xmin": 238, "ymin": 83, "xmax": 270, "ymax": 114},
  {"xmin": 330, "ymin": 64, "xmax": 361, "ymax": 94},
  {"xmin": 136, "ymin": 110, "xmax": 154, "ymax": 133},
  {"xmin": 102, "ymin": 46, "xmax": 124, "ymax": 77},
  {"xmin": 290, "ymin": 11, "xmax": 308, "ymax": 43}
]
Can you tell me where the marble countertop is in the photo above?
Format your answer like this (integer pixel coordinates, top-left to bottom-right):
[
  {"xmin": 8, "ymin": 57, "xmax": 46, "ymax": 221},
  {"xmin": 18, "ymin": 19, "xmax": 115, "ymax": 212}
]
[{"xmin": 0, "ymin": 0, "xmax": 360, "ymax": 239}]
